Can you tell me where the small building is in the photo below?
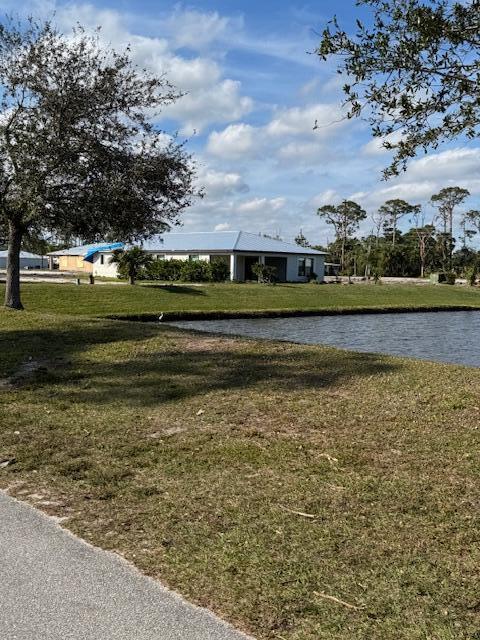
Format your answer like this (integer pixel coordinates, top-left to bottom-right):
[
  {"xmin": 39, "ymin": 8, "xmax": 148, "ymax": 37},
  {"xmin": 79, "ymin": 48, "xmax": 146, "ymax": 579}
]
[
  {"xmin": 48, "ymin": 232, "xmax": 326, "ymax": 282},
  {"xmin": 47, "ymin": 242, "xmax": 124, "ymax": 272},
  {"xmin": 325, "ymin": 262, "xmax": 341, "ymax": 277},
  {"xmin": 0, "ymin": 250, "xmax": 46, "ymax": 270}
]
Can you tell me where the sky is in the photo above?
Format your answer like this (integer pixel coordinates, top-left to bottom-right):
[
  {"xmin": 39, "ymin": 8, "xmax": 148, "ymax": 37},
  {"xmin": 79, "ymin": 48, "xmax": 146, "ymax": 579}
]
[{"xmin": 2, "ymin": 0, "xmax": 480, "ymax": 245}]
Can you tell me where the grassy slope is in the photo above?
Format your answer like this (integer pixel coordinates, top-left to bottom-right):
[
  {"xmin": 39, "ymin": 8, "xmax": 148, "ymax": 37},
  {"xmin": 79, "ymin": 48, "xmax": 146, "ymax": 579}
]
[
  {"xmin": 1, "ymin": 308, "xmax": 479, "ymax": 639},
  {"xmin": 4, "ymin": 281, "xmax": 480, "ymax": 316}
]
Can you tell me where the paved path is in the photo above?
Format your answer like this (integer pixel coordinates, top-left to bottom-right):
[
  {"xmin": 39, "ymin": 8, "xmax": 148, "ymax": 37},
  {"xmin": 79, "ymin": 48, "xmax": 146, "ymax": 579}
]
[{"xmin": 0, "ymin": 492, "xmax": 253, "ymax": 640}]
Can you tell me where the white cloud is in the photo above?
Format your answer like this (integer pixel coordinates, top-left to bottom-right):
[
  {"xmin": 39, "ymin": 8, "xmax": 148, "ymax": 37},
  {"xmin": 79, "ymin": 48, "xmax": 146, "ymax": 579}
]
[
  {"xmin": 362, "ymin": 131, "xmax": 404, "ymax": 156},
  {"xmin": 197, "ymin": 167, "xmax": 249, "ymax": 198},
  {"xmin": 310, "ymin": 189, "xmax": 342, "ymax": 208},
  {"xmin": 55, "ymin": 3, "xmax": 253, "ymax": 135},
  {"xmin": 165, "ymin": 8, "xmax": 234, "ymax": 49},
  {"xmin": 352, "ymin": 147, "xmax": 480, "ymax": 209},
  {"xmin": 237, "ymin": 197, "xmax": 286, "ymax": 214},
  {"xmin": 214, "ymin": 222, "xmax": 231, "ymax": 231},
  {"xmin": 276, "ymin": 141, "xmax": 327, "ymax": 163},
  {"xmin": 168, "ymin": 80, "xmax": 253, "ymax": 135},
  {"xmin": 207, "ymin": 102, "xmax": 348, "ymax": 161},
  {"xmin": 207, "ymin": 123, "xmax": 257, "ymax": 158},
  {"xmin": 266, "ymin": 103, "xmax": 345, "ymax": 138}
]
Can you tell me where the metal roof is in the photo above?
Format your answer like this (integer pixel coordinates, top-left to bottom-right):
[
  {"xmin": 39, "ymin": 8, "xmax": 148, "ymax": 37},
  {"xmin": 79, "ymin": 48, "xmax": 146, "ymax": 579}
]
[
  {"xmin": 141, "ymin": 231, "xmax": 326, "ymax": 255},
  {"xmin": 0, "ymin": 250, "xmax": 44, "ymax": 259},
  {"xmin": 47, "ymin": 242, "xmax": 124, "ymax": 257},
  {"xmin": 47, "ymin": 232, "xmax": 326, "ymax": 257},
  {"xmin": 83, "ymin": 243, "xmax": 124, "ymax": 262}
]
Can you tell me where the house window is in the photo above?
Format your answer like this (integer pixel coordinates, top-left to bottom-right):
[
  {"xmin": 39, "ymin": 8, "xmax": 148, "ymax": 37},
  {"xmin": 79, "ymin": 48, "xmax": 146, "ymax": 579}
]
[
  {"xmin": 189, "ymin": 254, "xmax": 199, "ymax": 261},
  {"xmin": 298, "ymin": 257, "xmax": 314, "ymax": 277},
  {"xmin": 100, "ymin": 254, "xmax": 105, "ymax": 265},
  {"xmin": 155, "ymin": 254, "xmax": 165, "ymax": 260}
]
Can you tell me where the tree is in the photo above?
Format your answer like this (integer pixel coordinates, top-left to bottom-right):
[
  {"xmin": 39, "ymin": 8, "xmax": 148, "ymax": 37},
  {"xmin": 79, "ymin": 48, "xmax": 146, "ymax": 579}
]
[
  {"xmin": 318, "ymin": 1, "xmax": 480, "ymax": 178},
  {"xmin": 463, "ymin": 209, "xmax": 480, "ymax": 237},
  {"xmin": 294, "ymin": 230, "xmax": 310, "ymax": 248},
  {"xmin": 431, "ymin": 187, "xmax": 470, "ymax": 267},
  {"xmin": 0, "ymin": 18, "xmax": 199, "ymax": 309},
  {"xmin": 371, "ymin": 210, "xmax": 387, "ymax": 245},
  {"xmin": 378, "ymin": 199, "xmax": 421, "ymax": 247},
  {"xmin": 110, "ymin": 247, "xmax": 153, "ymax": 285},
  {"xmin": 317, "ymin": 200, "xmax": 366, "ymax": 271},
  {"xmin": 413, "ymin": 225, "xmax": 436, "ymax": 278}
]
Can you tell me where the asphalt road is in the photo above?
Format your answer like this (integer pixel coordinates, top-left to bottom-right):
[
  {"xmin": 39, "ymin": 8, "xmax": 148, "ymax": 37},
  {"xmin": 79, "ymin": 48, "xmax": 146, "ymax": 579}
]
[{"xmin": 0, "ymin": 492, "xmax": 253, "ymax": 640}]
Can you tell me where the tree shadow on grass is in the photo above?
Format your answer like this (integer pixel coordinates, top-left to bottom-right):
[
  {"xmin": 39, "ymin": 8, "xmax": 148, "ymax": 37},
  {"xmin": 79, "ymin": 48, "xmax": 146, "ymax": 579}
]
[
  {"xmin": 142, "ymin": 285, "xmax": 206, "ymax": 295},
  {"xmin": 0, "ymin": 319, "xmax": 400, "ymax": 408}
]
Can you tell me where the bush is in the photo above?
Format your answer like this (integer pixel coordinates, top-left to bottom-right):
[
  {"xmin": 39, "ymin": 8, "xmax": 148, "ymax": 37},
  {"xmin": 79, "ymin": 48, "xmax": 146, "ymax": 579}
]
[
  {"xmin": 179, "ymin": 259, "xmax": 210, "ymax": 282},
  {"xmin": 145, "ymin": 259, "xmax": 184, "ymax": 281},
  {"xmin": 208, "ymin": 259, "xmax": 230, "ymax": 282},
  {"xmin": 440, "ymin": 271, "xmax": 457, "ymax": 285},
  {"xmin": 251, "ymin": 262, "xmax": 277, "ymax": 284},
  {"xmin": 466, "ymin": 264, "xmax": 478, "ymax": 286},
  {"xmin": 143, "ymin": 257, "xmax": 230, "ymax": 283}
]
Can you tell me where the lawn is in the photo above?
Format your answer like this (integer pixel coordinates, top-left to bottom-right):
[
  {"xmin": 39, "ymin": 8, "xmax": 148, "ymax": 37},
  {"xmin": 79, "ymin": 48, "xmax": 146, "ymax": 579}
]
[
  {"xmin": 0, "ymin": 307, "xmax": 479, "ymax": 639},
  {"xmin": 4, "ymin": 280, "xmax": 480, "ymax": 317}
]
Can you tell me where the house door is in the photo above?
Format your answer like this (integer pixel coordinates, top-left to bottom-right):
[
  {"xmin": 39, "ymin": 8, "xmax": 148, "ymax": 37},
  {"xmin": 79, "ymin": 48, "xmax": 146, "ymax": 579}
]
[
  {"xmin": 265, "ymin": 257, "xmax": 287, "ymax": 282},
  {"xmin": 244, "ymin": 256, "xmax": 260, "ymax": 280}
]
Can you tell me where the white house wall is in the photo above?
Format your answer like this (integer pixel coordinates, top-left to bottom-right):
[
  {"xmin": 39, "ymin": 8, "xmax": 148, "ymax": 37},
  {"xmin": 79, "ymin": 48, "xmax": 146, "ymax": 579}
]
[
  {"xmin": 92, "ymin": 250, "xmax": 325, "ymax": 281},
  {"xmin": 286, "ymin": 254, "xmax": 325, "ymax": 282},
  {"xmin": 92, "ymin": 253, "xmax": 119, "ymax": 278}
]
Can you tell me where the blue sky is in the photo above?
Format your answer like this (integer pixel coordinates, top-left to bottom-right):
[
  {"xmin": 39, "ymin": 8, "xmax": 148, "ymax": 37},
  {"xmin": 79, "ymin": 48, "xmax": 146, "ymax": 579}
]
[{"xmin": 2, "ymin": 0, "xmax": 480, "ymax": 244}]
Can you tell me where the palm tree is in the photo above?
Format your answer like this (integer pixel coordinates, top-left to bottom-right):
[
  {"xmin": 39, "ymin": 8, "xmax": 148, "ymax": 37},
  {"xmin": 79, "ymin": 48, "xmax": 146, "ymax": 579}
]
[{"xmin": 110, "ymin": 247, "xmax": 153, "ymax": 285}]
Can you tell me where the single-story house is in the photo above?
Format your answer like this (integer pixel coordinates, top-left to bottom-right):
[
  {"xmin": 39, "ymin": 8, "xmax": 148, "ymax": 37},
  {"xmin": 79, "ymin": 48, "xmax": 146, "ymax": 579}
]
[
  {"xmin": 0, "ymin": 250, "xmax": 46, "ymax": 270},
  {"xmin": 48, "ymin": 232, "xmax": 326, "ymax": 282}
]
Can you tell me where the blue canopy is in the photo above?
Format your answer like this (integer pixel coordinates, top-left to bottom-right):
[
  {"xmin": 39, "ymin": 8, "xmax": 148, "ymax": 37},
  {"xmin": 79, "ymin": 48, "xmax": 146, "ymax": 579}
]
[{"xmin": 83, "ymin": 242, "xmax": 124, "ymax": 263}]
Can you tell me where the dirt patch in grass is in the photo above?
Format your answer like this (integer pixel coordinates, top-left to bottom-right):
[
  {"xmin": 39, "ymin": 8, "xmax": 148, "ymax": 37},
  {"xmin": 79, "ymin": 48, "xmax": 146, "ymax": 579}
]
[{"xmin": 1, "ymin": 310, "xmax": 479, "ymax": 639}]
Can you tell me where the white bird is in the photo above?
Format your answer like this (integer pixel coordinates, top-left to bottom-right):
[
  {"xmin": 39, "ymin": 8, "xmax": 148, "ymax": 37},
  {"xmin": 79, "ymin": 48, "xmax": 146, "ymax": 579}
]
[{"xmin": 158, "ymin": 313, "xmax": 164, "ymax": 322}]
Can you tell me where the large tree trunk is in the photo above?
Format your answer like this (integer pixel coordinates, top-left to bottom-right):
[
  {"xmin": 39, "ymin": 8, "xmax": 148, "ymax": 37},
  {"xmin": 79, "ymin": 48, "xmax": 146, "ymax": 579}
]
[{"xmin": 4, "ymin": 221, "xmax": 24, "ymax": 310}]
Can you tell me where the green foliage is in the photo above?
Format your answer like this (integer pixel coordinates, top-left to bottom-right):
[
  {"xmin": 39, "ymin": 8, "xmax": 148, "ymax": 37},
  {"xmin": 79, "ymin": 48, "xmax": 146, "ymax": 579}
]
[
  {"xmin": 179, "ymin": 260, "xmax": 210, "ymax": 283},
  {"xmin": 378, "ymin": 200, "xmax": 421, "ymax": 246},
  {"xmin": 294, "ymin": 231, "xmax": 310, "ymax": 248},
  {"xmin": 110, "ymin": 247, "xmax": 153, "ymax": 285},
  {"xmin": 144, "ymin": 258, "xmax": 184, "ymax": 281},
  {"xmin": 317, "ymin": 200, "xmax": 367, "ymax": 271},
  {"xmin": 435, "ymin": 271, "xmax": 457, "ymax": 285},
  {"xmin": 318, "ymin": 1, "xmax": 480, "ymax": 178},
  {"xmin": 251, "ymin": 262, "xmax": 277, "ymax": 284},
  {"xmin": 144, "ymin": 258, "xmax": 229, "ymax": 283},
  {"xmin": 208, "ymin": 259, "xmax": 230, "ymax": 282},
  {"xmin": 0, "ymin": 17, "xmax": 198, "ymax": 309},
  {"xmin": 466, "ymin": 264, "xmax": 478, "ymax": 287}
]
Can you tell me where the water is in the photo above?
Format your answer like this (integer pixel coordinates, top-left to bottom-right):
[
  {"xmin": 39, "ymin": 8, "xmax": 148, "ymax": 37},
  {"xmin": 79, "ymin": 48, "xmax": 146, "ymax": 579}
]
[{"xmin": 171, "ymin": 310, "xmax": 480, "ymax": 367}]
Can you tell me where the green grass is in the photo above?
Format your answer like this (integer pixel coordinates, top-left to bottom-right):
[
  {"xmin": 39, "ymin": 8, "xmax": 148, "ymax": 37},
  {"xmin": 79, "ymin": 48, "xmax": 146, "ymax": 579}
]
[
  {"xmin": 1, "ymin": 308, "xmax": 479, "ymax": 639},
  {"xmin": 4, "ymin": 281, "xmax": 480, "ymax": 317}
]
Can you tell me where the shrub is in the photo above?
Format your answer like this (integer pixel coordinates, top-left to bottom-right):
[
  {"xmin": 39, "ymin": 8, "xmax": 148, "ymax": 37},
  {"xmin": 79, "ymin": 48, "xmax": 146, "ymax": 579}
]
[
  {"xmin": 208, "ymin": 259, "xmax": 230, "ymax": 282},
  {"xmin": 441, "ymin": 271, "xmax": 457, "ymax": 285},
  {"xmin": 145, "ymin": 259, "xmax": 183, "ymax": 281},
  {"xmin": 111, "ymin": 247, "xmax": 153, "ymax": 285},
  {"xmin": 251, "ymin": 262, "xmax": 277, "ymax": 284},
  {"xmin": 466, "ymin": 264, "xmax": 478, "ymax": 286},
  {"xmin": 179, "ymin": 259, "xmax": 210, "ymax": 282},
  {"xmin": 144, "ymin": 257, "xmax": 230, "ymax": 283}
]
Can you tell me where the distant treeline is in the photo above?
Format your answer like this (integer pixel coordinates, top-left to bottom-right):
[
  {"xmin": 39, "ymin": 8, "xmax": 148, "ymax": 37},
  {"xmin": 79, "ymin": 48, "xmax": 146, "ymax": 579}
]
[{"xmin": 296, "ymin": 187, "xmax": 480, "ymax": 278}]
